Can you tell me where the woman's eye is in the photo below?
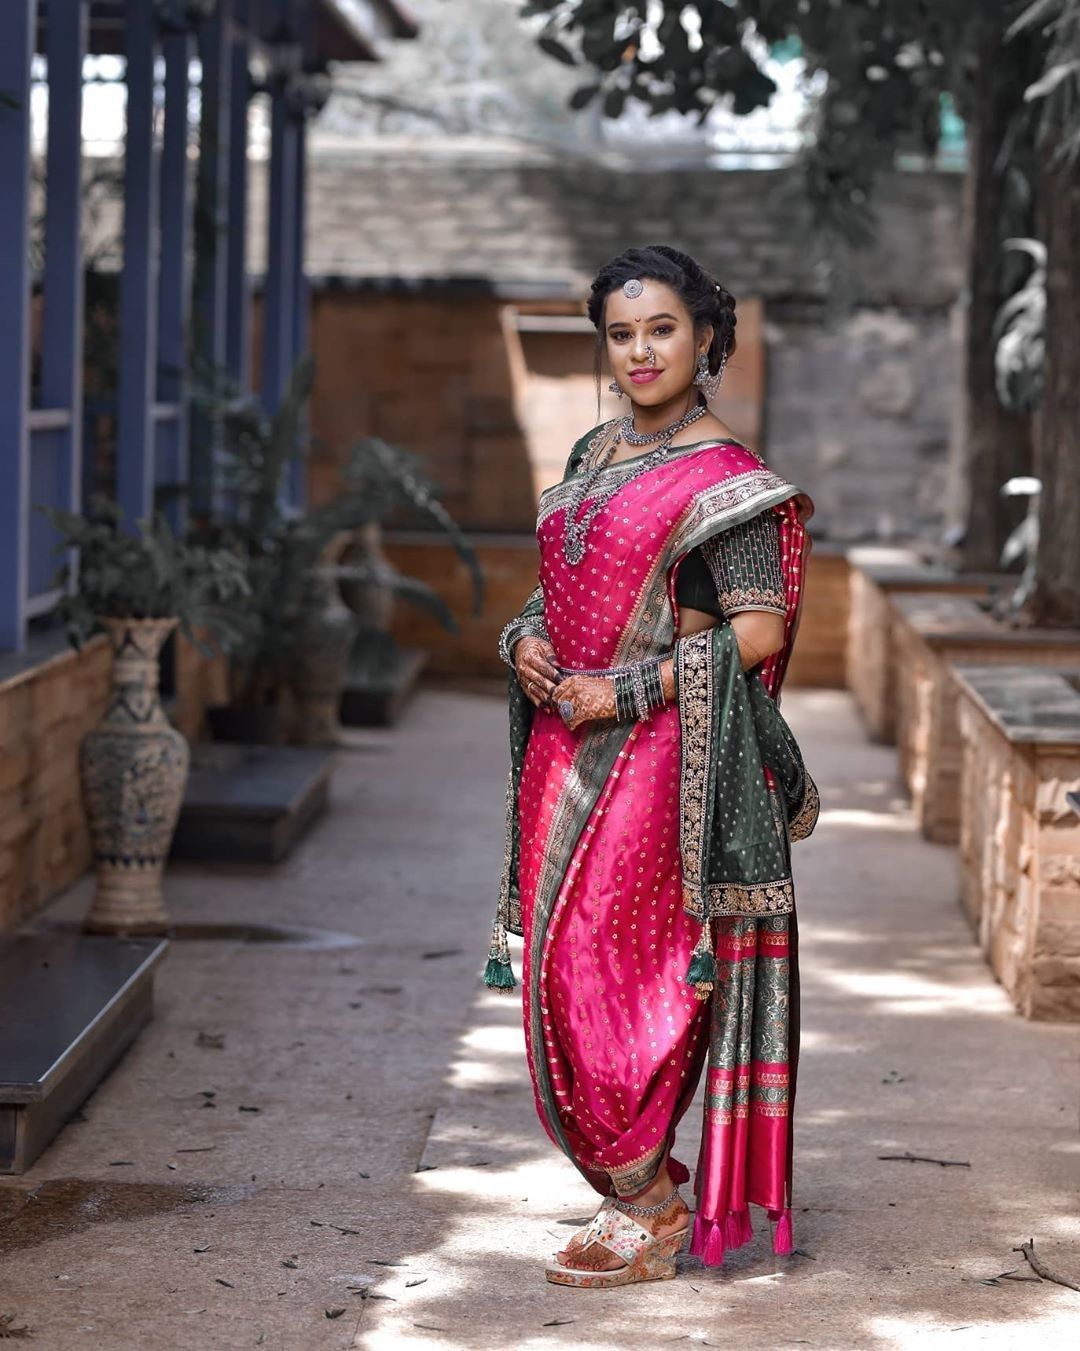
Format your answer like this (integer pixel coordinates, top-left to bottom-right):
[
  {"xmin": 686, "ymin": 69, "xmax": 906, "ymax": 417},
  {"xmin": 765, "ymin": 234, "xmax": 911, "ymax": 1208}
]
[{"xmin": 653, "ymin": 325, "xmax": 672, "ymax": 336}]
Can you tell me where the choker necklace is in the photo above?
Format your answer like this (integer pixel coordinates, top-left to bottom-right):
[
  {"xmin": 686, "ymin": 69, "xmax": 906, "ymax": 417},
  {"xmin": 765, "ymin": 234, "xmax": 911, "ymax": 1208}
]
[
  {"xmin": 562, "ymin": 404, "xmax": 708, "ymax": 565},
  {"xmin": 619, "ymin": 403, "xmax": 707, "ymax": 446}
]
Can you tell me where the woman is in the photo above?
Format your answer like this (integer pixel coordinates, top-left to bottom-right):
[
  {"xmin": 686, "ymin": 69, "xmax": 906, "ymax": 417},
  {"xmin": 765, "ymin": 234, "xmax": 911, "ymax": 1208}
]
[{"xmin": 485, "ymin": 245, "xmax": 819, "ymax": 1288}]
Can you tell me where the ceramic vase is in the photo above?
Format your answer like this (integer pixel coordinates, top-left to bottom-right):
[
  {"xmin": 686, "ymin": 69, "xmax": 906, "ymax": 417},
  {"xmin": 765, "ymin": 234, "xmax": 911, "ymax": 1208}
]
[
  {"xmin": 288, "ymin": 569, "xmax": 358, "ymax": 745},
  {"xmin": 337, "ymin": 522, "xmax": 396, "ymax": 630},
  {"xmin": 81, "ymin": 618, "xmax": 189, "ymax": 934}
]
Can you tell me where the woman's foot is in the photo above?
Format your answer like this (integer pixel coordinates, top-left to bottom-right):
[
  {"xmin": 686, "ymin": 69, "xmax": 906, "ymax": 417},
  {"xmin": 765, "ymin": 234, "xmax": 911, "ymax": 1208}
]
[{"xmin": 556, "ymin": 1176, "xmax": 689, "ymax": 1273}]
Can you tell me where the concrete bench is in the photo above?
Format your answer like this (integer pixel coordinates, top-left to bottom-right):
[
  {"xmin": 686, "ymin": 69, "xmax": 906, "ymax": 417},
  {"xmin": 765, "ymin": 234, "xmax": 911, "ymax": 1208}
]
[
  {"xmin": 169, "ymin": 744, "xmax": 334, "ymax": 864},
  {"xmin": 0, "ymin": 933, "xmax": 168, "ymax": 1173}
]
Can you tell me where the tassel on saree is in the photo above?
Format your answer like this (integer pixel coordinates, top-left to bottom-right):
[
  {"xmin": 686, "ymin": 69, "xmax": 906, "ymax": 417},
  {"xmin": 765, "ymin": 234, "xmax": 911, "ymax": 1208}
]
[
  {"xmin": 690, "ymin": 1208, "xmax": 755, "ymax": 1268},
  {"xmin": 684, "ymin": 918, "xmax": 716, "ymax": 1000},
  {"xmin": 768, "ymin": 1206, "xmax": 794, "ymax": 1254},
  {"xmin": 483, "ymin": 916, "xmax": 517, "ymax": 992}
]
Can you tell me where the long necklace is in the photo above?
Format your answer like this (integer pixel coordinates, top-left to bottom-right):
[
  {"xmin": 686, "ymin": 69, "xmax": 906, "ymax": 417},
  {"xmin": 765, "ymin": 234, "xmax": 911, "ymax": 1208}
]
[{"xmin": 562, "ymin": 403, "xmax": 708, "ymax": 565}]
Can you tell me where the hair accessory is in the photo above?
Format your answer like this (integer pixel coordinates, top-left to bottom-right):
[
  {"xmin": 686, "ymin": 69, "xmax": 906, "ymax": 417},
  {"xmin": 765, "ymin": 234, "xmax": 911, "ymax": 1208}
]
[{"xmin": 622, "ymin": 278, "xmax": 644, "ymax": 298}]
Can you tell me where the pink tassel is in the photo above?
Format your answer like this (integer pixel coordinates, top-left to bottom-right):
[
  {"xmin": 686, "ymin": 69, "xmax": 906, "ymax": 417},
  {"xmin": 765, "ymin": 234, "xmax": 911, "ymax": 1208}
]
[
  {"xmin": 725, "ymin": 1207, "xmax": 754, "ymax": 1247},
  {"xmin": 688, "ymin": 1211, "xmax": 709, "ymax": 1257},
  {"xmin": 701, "ymin": 1220, "xmax": 726, "ymax": 1267},
  {"xmin": 769, "ymin": 1206, "xmax": 793, "ymax": 1255}
]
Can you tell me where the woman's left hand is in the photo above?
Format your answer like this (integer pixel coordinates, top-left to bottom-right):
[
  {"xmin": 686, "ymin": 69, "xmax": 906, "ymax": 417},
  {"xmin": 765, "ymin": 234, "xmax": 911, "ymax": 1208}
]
[{"xmin": 548, "ymin": 674, "xmax": 616, "ymax": 731}]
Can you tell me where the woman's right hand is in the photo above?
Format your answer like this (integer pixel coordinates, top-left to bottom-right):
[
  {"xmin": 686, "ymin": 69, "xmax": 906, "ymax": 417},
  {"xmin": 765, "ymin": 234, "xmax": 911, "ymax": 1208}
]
[{"xmin": 514, "ymin": 635, "xmax": 560, "ymax": 708}]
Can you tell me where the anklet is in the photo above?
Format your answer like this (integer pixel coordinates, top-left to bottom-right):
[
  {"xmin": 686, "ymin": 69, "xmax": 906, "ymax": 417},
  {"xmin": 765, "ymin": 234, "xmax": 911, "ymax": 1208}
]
[{"xmin": 613, "ymin": 1184, "xmax": 681, "ymax": 1218}]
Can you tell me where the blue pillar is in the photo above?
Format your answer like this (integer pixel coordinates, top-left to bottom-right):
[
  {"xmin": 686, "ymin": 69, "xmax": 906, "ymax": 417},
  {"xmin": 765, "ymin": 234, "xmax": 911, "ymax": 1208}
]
[
  {"xmin": 262, "ymin": 71, "xmax": 299, "ymax": 420},
  {"xmin": 191, "ymin": 0, "xmax": 233, "ymax": 515},
  {"xmin": 157, "ymin": 14, "xmax": 195, "ymax": 529},
  {"xmin": 288, "ymin": 109, "xmax": 309, "ymax": 504},
  {"xmin": 116, "ymin": 0, "xmax": 161, "ymax": 531},
  {"xmin": 41, "ymin": 0, "xmax": 88, "ymax": 521},
  {"xmin": 226, "ymin": 0, "xmax": 252, "ymax": 390},
  {"xmin": 0, "ymin": 0, "xmax": 35, "ymax": 651}
]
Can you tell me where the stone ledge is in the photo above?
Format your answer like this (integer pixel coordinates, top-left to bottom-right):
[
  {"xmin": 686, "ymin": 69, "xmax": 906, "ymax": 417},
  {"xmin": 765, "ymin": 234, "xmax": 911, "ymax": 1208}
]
[
  {"xmin": 952, "ymin": 665, "xmax": 1080, "ymax": 746},
  {"xmin": 954, "ymin": 664, "xmax": 1080, "ymax": 1021},
  {"xmin": 0, "ymin": 631, "xmax": 107, "ymax": 696}
]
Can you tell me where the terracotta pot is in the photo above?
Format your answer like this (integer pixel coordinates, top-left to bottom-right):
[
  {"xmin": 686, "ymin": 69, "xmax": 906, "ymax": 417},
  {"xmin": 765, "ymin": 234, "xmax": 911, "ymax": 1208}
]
[
  {"xmin": 81, "ymin": 618, "xmax": 189, "ymax": 935},
  {"xmin": 288, "ymin": 569, "xmax": 358, "ymax": 745}
]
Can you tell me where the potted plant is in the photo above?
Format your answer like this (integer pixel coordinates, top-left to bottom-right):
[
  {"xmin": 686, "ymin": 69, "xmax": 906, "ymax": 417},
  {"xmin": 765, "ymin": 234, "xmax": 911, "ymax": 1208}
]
[
  {"xmin": 332, "ymin": 435, "xmax": 486, "ymax": 726},
  {"xmin": 191, "ymin": 356, "xmax": 484, "ymax": 742},
  {"xmin": 38, "ymin": 497, "xmax": 249, "ymax": 934}
]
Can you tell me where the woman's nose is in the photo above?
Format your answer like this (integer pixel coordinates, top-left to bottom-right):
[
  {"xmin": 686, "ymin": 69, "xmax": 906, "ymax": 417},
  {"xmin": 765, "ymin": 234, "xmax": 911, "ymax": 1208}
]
[{"xmin": 629, "ymin": 331, "xmax": 649, "ymax": 361}]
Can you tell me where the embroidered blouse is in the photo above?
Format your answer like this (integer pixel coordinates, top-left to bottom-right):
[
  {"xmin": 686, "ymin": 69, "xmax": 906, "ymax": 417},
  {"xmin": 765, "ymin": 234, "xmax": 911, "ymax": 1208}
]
[{"xmin": 674, "ymin": 509, "xmax": 787, "ymax": 620}]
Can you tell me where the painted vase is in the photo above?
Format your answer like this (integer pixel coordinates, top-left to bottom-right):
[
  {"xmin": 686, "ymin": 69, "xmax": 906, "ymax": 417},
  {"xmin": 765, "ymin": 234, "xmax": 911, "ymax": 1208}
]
[{"xmin": 81, "ymin": 617, "xmax": 189, "ymax": 935}]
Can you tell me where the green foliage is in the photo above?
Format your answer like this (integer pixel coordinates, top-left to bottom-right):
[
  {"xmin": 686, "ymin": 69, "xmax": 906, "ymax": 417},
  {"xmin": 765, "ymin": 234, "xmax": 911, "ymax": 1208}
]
[
  {"xmin": 336, "ymin": 436, "xmax": 485, "ymax": 616},
  {"xmin": 1009, "ymin": 0, "xmax": 1080, "ymax": 167},
  {"xmin": 188, "ymin": 357, "xmax": 484, "ymax": 703},
  {"xmin": 37, "ymin": 496, "xmax": 250, "ymax": 655},
  {"xmin": 518, "ymin": 2, "xmax": 1063, "ymax": 247}
]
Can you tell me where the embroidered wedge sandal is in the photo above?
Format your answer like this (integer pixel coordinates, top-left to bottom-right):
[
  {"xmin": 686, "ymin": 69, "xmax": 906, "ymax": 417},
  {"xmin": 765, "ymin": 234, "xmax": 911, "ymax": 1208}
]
[{"xmin": 545, "ymin": 1191, "xmax": 690, "ymax": 1288}]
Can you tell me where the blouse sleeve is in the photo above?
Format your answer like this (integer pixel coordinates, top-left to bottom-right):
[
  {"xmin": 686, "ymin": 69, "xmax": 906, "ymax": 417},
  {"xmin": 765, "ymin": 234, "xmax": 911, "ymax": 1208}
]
[{"xmin": 697, "ymin": 509, "xmax": 787, "ymax": 618}]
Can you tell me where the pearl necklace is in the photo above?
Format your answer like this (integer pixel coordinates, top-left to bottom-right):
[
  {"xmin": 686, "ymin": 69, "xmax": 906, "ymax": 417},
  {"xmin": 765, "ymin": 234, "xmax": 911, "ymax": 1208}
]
[{"xmin": 561, "ymin": 404, "xmax": 708, "ymax": 565}]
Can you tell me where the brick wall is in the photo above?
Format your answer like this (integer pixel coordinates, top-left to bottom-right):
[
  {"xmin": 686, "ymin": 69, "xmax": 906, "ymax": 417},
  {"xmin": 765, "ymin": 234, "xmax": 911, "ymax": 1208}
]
[{"xmin": 0, "ymin": 639, "xmax": 111, "ymax": 931}]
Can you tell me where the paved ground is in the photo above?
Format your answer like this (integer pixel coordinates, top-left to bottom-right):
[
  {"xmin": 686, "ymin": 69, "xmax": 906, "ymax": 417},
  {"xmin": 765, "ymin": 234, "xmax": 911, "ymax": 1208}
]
[{"xmin": 1, "ymin": 687, "xmax": 1079, "ymax": 1351}]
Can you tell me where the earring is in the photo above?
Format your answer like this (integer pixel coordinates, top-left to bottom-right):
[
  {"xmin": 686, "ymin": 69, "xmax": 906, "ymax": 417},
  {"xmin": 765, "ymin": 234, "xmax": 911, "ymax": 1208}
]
[
  {"xmin": 607, "ymin": 379, "xmax": 624, "ymax": 399},
  {"xmin": 694, "ymin": 351, "xmax": 724, "ymax": 400}
]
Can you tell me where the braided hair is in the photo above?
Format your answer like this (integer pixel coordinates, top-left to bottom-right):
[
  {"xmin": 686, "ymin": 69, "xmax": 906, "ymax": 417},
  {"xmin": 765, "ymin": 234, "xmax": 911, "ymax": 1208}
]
[{"xmin": 585, "ymin": 244, "xmax": 737, "ymax": 415}]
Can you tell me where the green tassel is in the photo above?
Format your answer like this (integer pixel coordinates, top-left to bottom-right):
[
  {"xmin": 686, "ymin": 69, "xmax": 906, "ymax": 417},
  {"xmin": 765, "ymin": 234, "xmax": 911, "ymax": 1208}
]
[
  {"xmin": 685, "ymin": 948, "xmax": 717, "ymax": 986},
  {"xmin": 684, "ymin": 920, "xmax": 716, "ymax": 999},
  {"xmin": 484, "ymin": 955, "xmax": 517, "ymax": 991},
  {"xmin": 484, "ymin": 916, "xmax": 517, "ymax": 992}
]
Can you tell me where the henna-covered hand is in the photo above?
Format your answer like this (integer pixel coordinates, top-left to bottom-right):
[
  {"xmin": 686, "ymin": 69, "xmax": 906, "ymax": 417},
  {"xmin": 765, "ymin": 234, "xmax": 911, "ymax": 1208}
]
[
  {"xmin": 548, "ymin": 673, "xmax": 617, "ymax": 731},
  {"xmin": 514, "ymin": 635, "xmax": 560, "ymax": 708}
]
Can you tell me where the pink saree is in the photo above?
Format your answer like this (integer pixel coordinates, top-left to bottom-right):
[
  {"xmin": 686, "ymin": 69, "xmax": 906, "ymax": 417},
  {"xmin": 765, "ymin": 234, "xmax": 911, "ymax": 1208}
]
[{"xmin": 510, "ymin": 433, "xmax": 814, "ymax": 1267}]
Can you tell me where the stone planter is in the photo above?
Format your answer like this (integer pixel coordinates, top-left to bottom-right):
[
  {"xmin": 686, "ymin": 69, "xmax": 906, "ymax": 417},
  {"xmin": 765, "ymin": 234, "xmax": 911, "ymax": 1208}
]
[
  {"xmin": 954, "ymin": 665, "xmax": 1080, "ymax": 1021},
  {"xmin": 846, "ymin": 547, "xmax": 1005, "ymax": 743},
  {"xmin": 891, "ymin": 593, "xmax": 1080, "ymax": 843},
  {"xmin": 81, "ymin": 618, "xmax": 189, "ymax": 935}
]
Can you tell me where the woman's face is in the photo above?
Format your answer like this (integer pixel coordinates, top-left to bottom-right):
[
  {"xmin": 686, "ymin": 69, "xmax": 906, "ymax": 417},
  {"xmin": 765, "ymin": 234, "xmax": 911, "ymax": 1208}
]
[{"xmin": 603, "ymin": 278, "xmax": 711, "ymax": 407}]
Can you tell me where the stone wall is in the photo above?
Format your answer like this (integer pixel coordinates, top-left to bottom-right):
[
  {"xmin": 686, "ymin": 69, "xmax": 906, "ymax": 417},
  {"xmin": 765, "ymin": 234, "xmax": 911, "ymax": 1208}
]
[
  {"xmin": 955, "ymin": 667, "xmax": 1080, "ymax": 1021},
  {"xmin": 764, "ymin": 305, "xmax": 960, "ymax": 543},
  {"xmin": 291, "ymin": 139, "xmax": 964, "ymax": 309}
]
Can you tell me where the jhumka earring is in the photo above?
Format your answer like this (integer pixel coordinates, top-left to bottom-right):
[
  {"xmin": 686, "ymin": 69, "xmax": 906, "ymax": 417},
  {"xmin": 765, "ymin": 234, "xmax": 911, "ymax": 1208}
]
[
  {"xmin": 607, "ymin": 378, "xmax": 624, "ymax": 399},
  {"xmin": 694, "ymin": 350, "xmax": 725, "ymax": 400}
]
